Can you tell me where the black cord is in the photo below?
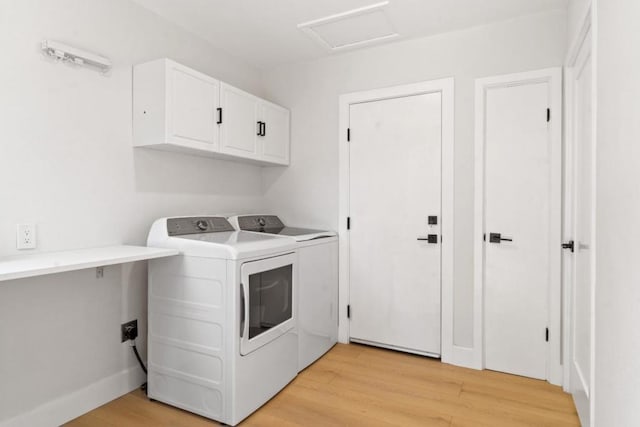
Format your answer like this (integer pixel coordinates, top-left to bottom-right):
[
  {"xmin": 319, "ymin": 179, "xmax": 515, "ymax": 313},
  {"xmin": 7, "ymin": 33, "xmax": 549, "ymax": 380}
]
[
  {"xmin": 131, "ymin": 341, "xmax": 147, "ymax": 374},
  {"xmin": 131, "ymin": 341, "xmax": 148, "ymax": 394}
]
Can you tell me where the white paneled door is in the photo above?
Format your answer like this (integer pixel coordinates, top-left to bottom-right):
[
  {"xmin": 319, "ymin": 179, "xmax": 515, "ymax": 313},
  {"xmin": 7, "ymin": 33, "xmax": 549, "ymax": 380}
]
[
  {"xmin": 219, "ymin": 83, "xmax": 260, "ymax": 159},
  {"xmin": 348, "ymin": 93, "xmax": 442, "ymax": 356},
  {"xmin": 481, "ymin": 73, "xmax": 561, "ymax": 380},
  {"xmin": 568, "ymin": 29, "xmax": 594, "ymax": 426},
  {"xmin": 260, "ymin": 101, "xmax": 290, "ymax": 165}
]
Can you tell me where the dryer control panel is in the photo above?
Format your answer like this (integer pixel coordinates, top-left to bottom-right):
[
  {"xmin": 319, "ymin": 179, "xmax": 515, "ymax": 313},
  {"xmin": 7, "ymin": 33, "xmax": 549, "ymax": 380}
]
[
  {"xmin": 167, "ymin": 217, "xmax": 235, "ymax": 236},
  {"xmin": 237, "ymin": 215, "xmax": 285, "ymax": 231}
]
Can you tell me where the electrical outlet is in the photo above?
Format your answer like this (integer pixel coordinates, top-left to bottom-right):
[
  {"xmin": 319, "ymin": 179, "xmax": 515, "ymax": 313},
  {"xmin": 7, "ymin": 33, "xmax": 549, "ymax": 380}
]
[
  {"xmin": 121, "ymin": 319, "xmax": 138, "ymax": 342},
  {"xmin": 16, "ymin": 223, "xmax": 36, "ymax": 250}
]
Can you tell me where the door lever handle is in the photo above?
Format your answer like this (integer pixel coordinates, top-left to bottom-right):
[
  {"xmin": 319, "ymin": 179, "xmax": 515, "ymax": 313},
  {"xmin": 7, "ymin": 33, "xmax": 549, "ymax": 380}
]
[
  {"xmin": 417, "ymin": 235, "xmax": 438, "ymax": 244},
  {"xmin": 562, "ymin": 240, "xmax": 575, "ymax": 252},
  {"xmin": 489, "ymin": 232, "xmax": 513, "ymax": 243}
]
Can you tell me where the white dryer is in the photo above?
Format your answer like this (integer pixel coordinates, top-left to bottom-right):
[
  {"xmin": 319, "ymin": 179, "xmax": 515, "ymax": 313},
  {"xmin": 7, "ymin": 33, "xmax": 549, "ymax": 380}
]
[
  {"xmin": 146, "ymin": 216, "xmax": 298, "ymax": 426},
  {"xmin": 228, "ymin": 215, "xmax": 338, "ymax": 371}
]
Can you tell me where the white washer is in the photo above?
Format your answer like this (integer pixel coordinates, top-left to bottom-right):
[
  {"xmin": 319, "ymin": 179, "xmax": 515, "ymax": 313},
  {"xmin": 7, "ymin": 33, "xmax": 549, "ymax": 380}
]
[
  {"xmin": 228, "ymin": 215, "xmax": 338, "ymax": 371},
  {"xmin": 146, "ymin": 216, "xmax": 298, "ymax": 426}
]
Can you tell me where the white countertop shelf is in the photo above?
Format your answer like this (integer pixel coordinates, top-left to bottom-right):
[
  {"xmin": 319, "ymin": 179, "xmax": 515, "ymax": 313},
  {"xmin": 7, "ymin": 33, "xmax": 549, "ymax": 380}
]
[{"xmin": 0, "ymin": 245, "xmax": 179, "ymax": 282}]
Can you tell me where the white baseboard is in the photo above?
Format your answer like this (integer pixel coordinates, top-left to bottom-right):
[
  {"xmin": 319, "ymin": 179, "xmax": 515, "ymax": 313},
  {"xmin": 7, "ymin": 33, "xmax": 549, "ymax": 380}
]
[{"xmin": 0, "ymin": 367, "xmax": 145, "ymax": 427}]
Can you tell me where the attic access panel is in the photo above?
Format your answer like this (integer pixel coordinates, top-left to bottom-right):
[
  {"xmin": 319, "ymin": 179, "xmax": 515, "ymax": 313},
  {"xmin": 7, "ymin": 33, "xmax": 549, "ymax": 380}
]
[{"xmin": 298, "ymin": 2, "xmax": 399, "ymax": 52}]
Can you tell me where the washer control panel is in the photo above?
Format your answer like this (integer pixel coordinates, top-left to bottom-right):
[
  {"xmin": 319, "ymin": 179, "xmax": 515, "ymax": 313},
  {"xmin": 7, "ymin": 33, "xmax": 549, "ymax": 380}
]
[
  {"xmin": 167, "ymin": 217, "xmax": 235, "ymax": 236},
  {"xmin": 237, "ymin": 215, "xmax": 285, "ymax": 231}
]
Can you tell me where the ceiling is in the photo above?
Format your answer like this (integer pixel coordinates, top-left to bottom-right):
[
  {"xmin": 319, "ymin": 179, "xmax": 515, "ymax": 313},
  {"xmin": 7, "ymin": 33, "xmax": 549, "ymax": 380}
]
[{"xmin": 130, "ymin": 0, "xmax": 568, "ymax": 70}]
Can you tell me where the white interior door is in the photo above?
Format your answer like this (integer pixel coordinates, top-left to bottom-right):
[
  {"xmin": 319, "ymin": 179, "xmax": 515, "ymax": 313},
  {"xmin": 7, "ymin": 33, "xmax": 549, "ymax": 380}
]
[
  {"xmin": 168, "ymin": 64, "xmax": 220, "ymax": 149},
  {"xmin": 483, "ymin": 79, "xmax": 557, "ymax": 380},
  {"xmin": 349, "ymin": 92, "xmax": 442, "ymax": 356},
  {"xmin": 219, "ymin": 83, "xmax": 260, "ymax": 159},
  {"xmin": 569, "ymin": 30, "xmax": 594, "ymax": 426}
]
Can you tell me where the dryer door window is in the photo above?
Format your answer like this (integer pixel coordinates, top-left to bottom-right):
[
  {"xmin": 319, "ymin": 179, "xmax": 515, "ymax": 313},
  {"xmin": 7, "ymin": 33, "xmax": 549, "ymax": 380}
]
[
  {"xmin": 240, "ymin": 252, "xmax": 296, "ymax": 356},
  {"xmin": 248, "ymin": 264, "xmax": 292, "ymax": 339}
]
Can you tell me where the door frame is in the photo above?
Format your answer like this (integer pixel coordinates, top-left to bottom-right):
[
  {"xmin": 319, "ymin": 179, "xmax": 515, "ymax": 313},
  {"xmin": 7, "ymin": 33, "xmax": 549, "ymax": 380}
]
[
  {"xmin": 338, "ymin": 78, "xmax": 455, "ymax": 362},
  {"xmin": 474, "ymin": 68, "xmax": 563, "ymax": 384},
  {"xmin": 563, "ymin": 3, "xmax": 596, "ymax": 425}
]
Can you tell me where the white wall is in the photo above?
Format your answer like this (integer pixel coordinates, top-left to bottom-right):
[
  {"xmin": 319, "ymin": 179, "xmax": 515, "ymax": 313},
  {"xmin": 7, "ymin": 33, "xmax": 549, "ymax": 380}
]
[
  {"xmin": 595, "ymin": 1, "xmax": 640, "ymax": 425},
  {"xmin": 568, "ymin": 0, "xmax": 591, "ymax": 44},
  {"xmin": 261, "ymin": 10, "xmax": 567, "ymax": 348},
  {"xmin": 0, "ymin": 0, "xmax": 266, "ymax": 424}
]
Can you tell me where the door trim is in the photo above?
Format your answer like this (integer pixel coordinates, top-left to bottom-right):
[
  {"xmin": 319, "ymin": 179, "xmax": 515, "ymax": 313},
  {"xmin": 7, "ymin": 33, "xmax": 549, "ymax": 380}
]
[
  {"xmin": 474, "ymin": 68, "xmax": 563, "ymax": 383},
  {"xmin": 563, "ymin": 4, "xmax": 596, "ymax": 425},
  {"xmin": 338, "ymin": 78, "xmax": 455, "ymax": 363}
]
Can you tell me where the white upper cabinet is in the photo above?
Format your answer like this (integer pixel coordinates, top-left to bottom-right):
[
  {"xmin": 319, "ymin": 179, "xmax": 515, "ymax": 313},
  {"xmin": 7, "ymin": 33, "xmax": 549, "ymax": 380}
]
[
  {"xmin": 260, "ymin": 101, "xmax": 290, "ymax": 165},
  {"xmin": 133, "ymin": 58, "xmax": 290, "ymax": 166},
  {"xmin": 219, "ymin": 83, "xmax": 261, "ymax": 160},
  {"xmin": 169, "ymin": 64, "xmax": 220, "ymax": 150},
  {"xmin": 133, "ymin": 59, "xmax": 220, "ymax": 153}
]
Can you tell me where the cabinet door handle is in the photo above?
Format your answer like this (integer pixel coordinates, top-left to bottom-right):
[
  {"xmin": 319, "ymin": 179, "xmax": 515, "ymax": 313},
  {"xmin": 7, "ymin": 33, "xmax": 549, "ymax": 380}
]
[
  {"xmin": 257, "ymin": 121, "xmax": 262, "ymax": 136},
  {"xmin": 217, "ymin": 107, "xmax": 223, "ymax": 124},
  {"xmin": 262, "ymin": 121, "xmax": 266, "ymax": 137}
]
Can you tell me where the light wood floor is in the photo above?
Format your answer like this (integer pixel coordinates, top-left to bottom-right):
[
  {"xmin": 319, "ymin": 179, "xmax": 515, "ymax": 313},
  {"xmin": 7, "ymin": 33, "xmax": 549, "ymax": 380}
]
[{"xmin": 66, "ymin": 343, "xmax": 579, "ymax": 427}]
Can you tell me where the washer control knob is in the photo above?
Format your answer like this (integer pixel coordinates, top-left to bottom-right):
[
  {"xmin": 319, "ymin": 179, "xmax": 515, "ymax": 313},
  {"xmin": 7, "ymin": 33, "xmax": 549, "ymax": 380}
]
[{"xmin": 196, "ymin": 220, "xmax": 208, "ymax": 231}]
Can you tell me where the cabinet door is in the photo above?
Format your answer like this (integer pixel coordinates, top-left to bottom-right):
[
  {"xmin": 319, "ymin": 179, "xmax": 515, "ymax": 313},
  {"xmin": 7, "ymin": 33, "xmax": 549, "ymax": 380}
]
[
  {"xmin": 219, "ymin": 83, "xmax": 260, "ymax": 159},
  {"xmin": 260, "ymin": 102, "xmax": 290, "ymax": 165},
  {"xmin": 167, "ymin": 62, "xmax": 220, "ymax": 150}
]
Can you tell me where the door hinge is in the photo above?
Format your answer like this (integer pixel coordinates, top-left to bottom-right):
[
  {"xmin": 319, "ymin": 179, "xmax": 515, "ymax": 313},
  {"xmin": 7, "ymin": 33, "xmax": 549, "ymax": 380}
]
[
  {"xmin": 347, "ymin": 128, "xmax": 351, "ymax": 142},
  {"xmin": 347, "ymin": 305, "xmax": 351, "ymax": 319},
  {"xmin": 545, "ymin": 327, "xmax": 549, "ymax": 342},
  {"xmin": 546, "ymin": 108, "xmax": 551, "ymax": 122},
  {"xmin": 347, "ymin": 217, "xmax": 351, "ymax": 230}
]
